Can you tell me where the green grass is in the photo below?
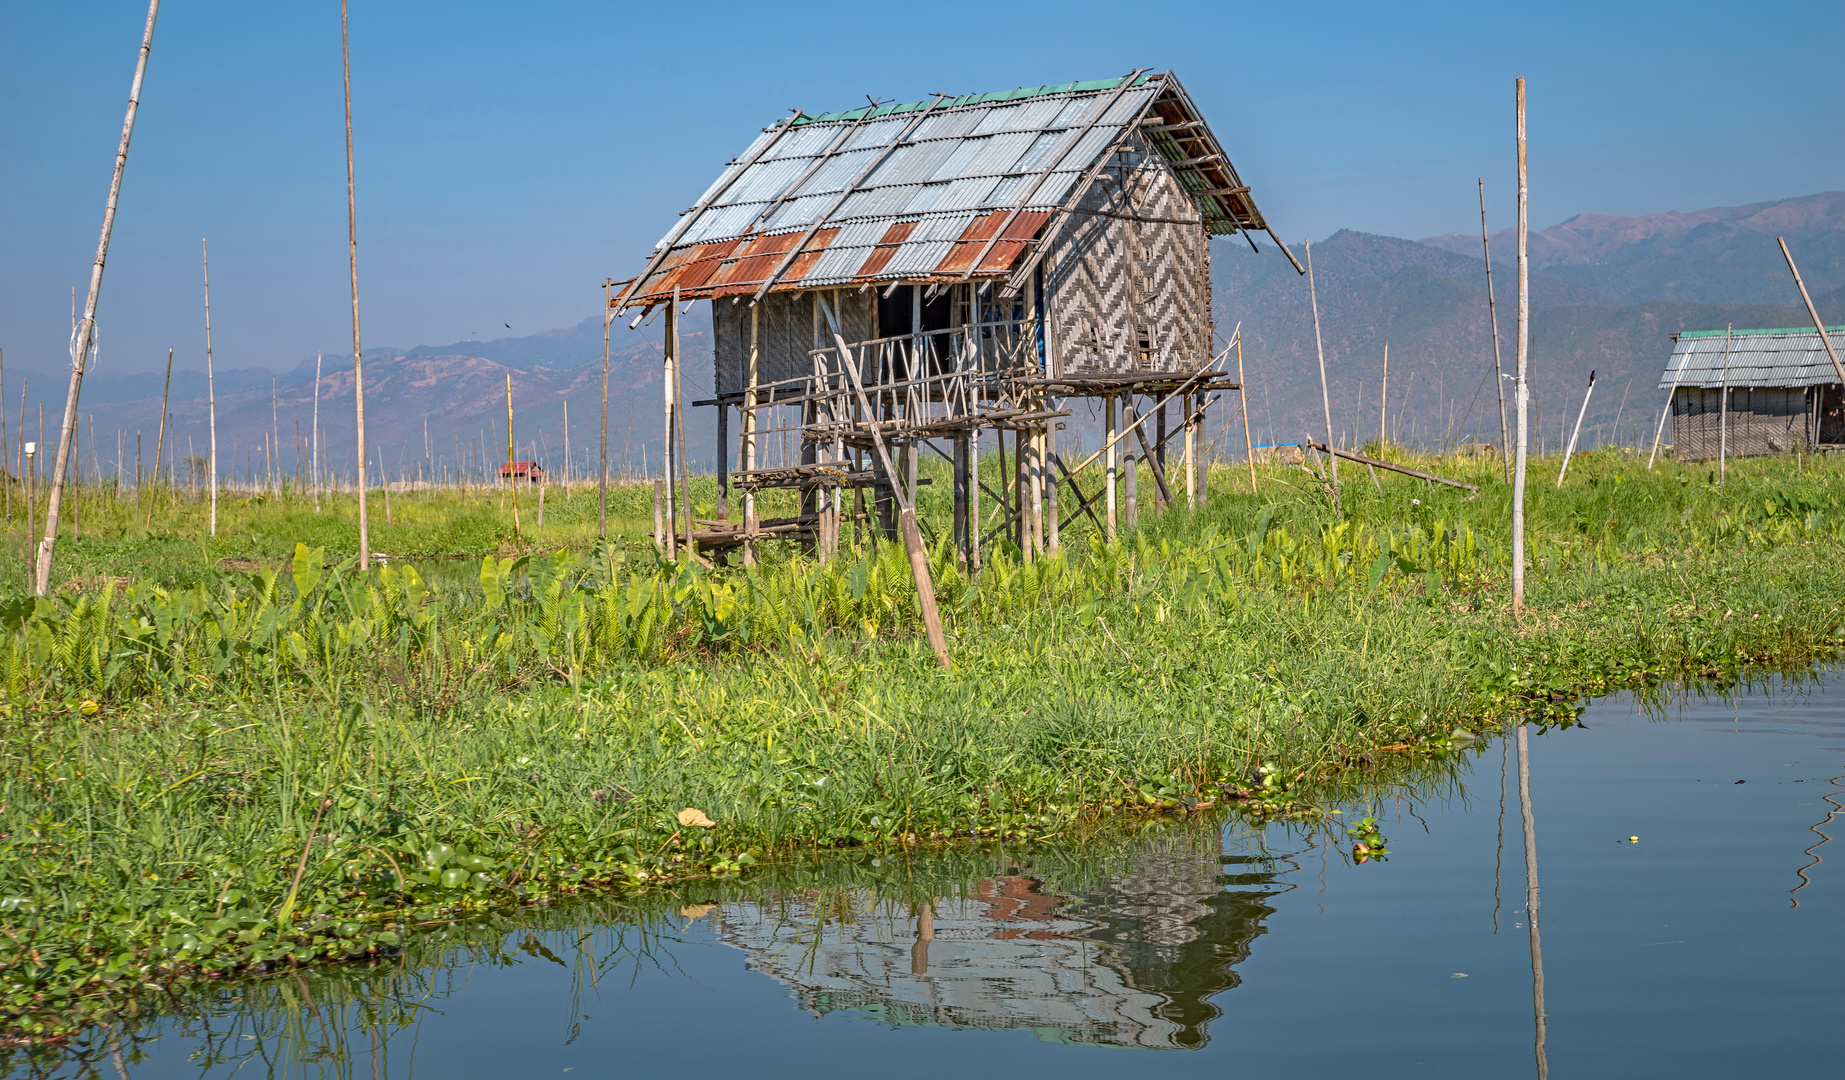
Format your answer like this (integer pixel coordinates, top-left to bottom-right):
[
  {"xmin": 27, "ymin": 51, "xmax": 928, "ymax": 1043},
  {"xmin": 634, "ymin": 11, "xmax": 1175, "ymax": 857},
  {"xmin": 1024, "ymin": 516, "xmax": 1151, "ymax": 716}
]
[{"xmin": 5, "ymin": 446, "xmax": 1845, "ymax": 1040}]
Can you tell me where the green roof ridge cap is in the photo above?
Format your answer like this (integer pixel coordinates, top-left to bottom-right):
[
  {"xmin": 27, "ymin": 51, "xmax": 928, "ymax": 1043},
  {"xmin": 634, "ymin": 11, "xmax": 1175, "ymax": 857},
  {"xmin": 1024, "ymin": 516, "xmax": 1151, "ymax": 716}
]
[
  {"xmin": 782, "ymin": 72, "xmax": 1149, "ymax": 126},
  {"xmin": 1680, "ymin": 325, "xmax": 1845, "ymax": 339}
]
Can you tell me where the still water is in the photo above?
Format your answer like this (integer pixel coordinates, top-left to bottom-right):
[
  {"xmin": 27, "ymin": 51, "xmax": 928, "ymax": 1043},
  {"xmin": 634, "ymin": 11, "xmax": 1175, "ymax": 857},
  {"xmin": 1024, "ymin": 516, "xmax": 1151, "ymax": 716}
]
[{"xmin": 22, "ymin": 675, "xmax": 1845, "ymax": 1078}]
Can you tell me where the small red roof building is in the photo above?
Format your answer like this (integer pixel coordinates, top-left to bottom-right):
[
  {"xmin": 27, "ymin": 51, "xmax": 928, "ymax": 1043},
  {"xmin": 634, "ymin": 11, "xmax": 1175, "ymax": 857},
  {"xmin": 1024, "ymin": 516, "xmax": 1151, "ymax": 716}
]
[{"xmin": 498, "ymin": 460, "xmax": 547, "ymax": 483}]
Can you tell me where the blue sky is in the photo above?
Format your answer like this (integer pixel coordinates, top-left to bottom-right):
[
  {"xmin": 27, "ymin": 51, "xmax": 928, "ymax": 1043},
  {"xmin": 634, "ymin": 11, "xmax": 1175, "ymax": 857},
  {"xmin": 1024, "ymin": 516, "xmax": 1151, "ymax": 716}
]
[{"xmin": 3, "ymin": 0, "xmax": 1840, "ymax": 377}]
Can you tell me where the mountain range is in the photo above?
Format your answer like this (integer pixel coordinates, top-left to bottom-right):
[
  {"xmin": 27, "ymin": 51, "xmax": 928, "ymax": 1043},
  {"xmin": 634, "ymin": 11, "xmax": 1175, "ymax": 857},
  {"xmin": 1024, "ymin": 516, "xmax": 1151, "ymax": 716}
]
[
  {"xmin": 1218, "ymin": 191, "xmax": 1845, "ymax": 452},
  {"xmin": 7, "ymin": 192, "xmax": 1845, "ymax": 484}
]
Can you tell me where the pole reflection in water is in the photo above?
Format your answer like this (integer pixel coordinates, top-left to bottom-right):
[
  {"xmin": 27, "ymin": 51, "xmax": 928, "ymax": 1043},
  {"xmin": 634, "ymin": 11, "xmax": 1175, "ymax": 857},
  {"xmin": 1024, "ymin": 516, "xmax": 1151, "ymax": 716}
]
[{"xmin": 1517, "ymin": 721, "xmax": 1548, "ymax": 1080}]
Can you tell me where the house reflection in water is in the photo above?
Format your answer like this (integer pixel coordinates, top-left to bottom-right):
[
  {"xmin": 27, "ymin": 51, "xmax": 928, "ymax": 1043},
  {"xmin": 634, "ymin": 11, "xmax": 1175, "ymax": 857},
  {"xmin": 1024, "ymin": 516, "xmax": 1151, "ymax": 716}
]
[{"xmin": 709, "ymin": 835, "xmax": 1286, "ymax": 1050}]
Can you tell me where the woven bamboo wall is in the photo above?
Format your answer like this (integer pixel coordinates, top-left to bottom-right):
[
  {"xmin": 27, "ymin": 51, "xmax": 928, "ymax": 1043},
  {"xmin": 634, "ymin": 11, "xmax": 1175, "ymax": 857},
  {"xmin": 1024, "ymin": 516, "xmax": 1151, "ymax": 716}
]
[
  {"xmin": 1670, "ymin": 387, "xmax": 1812, "ymax": 461},
  {"xmin": 713, "ymin": 290, "xmax": 875, "ymax": 398},
  {"xmin": 1043, "ymin": 133, "xmax": 1212, "ymax": 378}
]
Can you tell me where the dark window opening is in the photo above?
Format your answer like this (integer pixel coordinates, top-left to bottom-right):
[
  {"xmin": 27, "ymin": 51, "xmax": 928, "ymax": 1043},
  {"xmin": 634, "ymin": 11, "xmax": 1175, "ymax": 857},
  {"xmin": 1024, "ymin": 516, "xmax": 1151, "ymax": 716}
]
[
  {"xmin": 876, "ymin": 285, "xmax": 953, "ymax": 339},
  {"xmin": 876, "ymin": 285, "xmax": 955, "ymax": 378}
]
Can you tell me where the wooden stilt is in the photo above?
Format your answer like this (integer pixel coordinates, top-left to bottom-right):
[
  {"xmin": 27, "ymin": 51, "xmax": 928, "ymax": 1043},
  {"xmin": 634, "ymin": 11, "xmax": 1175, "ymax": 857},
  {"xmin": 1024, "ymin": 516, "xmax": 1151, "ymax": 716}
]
[
  {"xmin": 673, "ymin": 288, "xmax": 691, "ymax": 555},
  {"xmin": 716, "ymin": 403, "xmax": 729, "ymax": 521},
  {"xmin": 1183, "ymin": 391, "xmax": 1196, "ymax": 508},
  {"xmin": 969, "ymin": 425, "xmax": 981, "ymax": 570},
  {"xmin": 742, "ymin": 301, "xmax": 759, "ymax": 565},
  {"xmin": 662, "ymin": 297, "xmax": 677, "ymax": 559},
  {"xmin": 952, "ymin": 434, "xmax": 968, "ymax": 569},
  {"xmin": 599, "ymin": 279, "xmax": 611, "ymax": 537},
  {"xmin": 1124, "ymin": 450, "xmax": 1138, "ymax": 528},
  {"xmin": 1105, "ymin": 394, "xmax": 1118, "ymax": 539},
  {"xmin": 1044, "ymin": 443, "xmax": 1059, "ymax": 556},
  {"xmin": 1196, "ymin": 394, "xmax": 1209, "ymax": 508},
  {"xmin": 1013, "ymin": 431, "xmax": 1029, "ymax": 559},
  {"xmin": 1155, "ymin": 402, "xmax": 1168, "ymax": 493},
  {"xmin": 652, "ymin": 479, "xmax": 665, "ymax": 552}
]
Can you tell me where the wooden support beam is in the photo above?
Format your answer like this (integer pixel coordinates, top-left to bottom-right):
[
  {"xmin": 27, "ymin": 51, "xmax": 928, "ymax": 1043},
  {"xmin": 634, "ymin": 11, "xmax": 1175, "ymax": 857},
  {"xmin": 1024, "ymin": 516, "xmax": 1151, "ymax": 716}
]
[
  {"xmin": 1127, "ymin": 401, "xmax": 1172, "ymax": 507},
  {"xmin": 1300, "ymin": 439, "xmax": 1480, "ymax": 493},
  {"xmin": 818, "ymin": 293, "xmax": 951, "ymax": 668},
  {"xmin": 1050, "ymin": 453, "xmax": 1106, "ymax": 532}
]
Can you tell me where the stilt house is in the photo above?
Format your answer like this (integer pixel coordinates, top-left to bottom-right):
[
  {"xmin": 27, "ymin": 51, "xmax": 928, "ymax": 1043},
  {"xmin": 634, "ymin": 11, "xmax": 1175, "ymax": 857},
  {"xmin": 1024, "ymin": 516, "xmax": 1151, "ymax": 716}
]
[
  {"xmin": 1660, "ymin": 326, "xmax": 1845, "ymax": 461},
  {"xmin": 613, "ymin": 69, "xmax": 1292, "ymax": 564}
]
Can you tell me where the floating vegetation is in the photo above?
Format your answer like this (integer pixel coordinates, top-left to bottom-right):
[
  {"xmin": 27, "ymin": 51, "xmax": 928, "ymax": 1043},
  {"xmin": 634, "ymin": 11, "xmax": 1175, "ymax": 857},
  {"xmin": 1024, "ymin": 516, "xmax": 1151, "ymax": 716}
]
[{"xmin": 4, "ymin": 450, "xmax": 1845, "ymax": 1041}]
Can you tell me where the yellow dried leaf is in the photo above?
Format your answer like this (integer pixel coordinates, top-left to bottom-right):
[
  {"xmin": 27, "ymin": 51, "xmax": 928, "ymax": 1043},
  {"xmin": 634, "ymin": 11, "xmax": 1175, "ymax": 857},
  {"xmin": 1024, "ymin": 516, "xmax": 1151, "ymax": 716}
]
[
  {"xmin": 677, "ymin": 807, "xmax": 716, "ymax": 828},
  {"xmin": 680, "ymin": 904, "xmax": 716, "ymax": 920}
]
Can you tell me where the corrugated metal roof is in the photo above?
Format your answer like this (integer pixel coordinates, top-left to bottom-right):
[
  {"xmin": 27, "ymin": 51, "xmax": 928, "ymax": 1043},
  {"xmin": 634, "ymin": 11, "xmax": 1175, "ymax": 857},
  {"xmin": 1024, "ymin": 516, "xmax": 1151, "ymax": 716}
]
[
  {"xmin": 1658, "ymin": 326, "xmax": 1845, "ymax": 389},
  {"xmin": 617, "ymin": 70, "xmax": 1274, "ymax": 308}
]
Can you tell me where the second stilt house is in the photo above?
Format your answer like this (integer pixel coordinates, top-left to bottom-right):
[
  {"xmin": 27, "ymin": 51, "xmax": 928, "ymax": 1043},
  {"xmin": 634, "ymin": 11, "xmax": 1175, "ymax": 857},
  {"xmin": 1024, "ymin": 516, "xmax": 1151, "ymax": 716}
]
[
  {"xmin": 615, "ymin": 69, "xmax": 1291, "ymax": 563},
  {"xmin": 1659, "ymin": 325, "xmax": 1845, "ymax": 461}
]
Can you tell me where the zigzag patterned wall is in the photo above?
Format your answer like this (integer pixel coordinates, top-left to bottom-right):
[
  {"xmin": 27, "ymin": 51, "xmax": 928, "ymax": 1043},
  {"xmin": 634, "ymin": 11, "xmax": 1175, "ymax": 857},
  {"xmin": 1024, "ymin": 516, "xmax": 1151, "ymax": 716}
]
[{"xmin": 1045, "ymin": 133, "xmax": 1213, "ymax": 378}]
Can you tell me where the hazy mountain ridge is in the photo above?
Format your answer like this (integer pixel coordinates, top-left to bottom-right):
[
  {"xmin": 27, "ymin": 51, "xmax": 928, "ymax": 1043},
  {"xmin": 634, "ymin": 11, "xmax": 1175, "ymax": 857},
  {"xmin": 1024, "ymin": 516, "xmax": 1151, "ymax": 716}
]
[
  {"xmin": 1218, "ymin": 203, "xmax": 1845, "ymax": 452},
  {"xmin": 16, "ymin": 194, "xmax": 1845, "ymax": 482},
  {"xmin": 1421, "ymin": 191, "xmax": 1845, "ymax": 305}
]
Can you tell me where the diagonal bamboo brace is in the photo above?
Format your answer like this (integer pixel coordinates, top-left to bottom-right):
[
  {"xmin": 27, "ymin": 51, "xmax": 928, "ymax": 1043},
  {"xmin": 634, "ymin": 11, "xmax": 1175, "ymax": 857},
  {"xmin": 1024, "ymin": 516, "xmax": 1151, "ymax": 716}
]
[{"xmin": 817, "ymin": 294, "xmax": 951, "ymax": 669}]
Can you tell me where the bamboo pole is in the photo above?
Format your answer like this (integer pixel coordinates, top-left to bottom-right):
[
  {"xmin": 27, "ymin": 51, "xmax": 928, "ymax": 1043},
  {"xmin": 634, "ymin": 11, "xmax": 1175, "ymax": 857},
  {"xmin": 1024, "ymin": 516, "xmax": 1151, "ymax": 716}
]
[
  {"xmin": 1647, "ymin": 344, "xmax": 1691, "ymax": 470},
  {"xmin": 817, "ymin": 293, "xmax": 950, "ymax": 668},
  {"xmin": 599, "ymin": 278, "xmax": 611, "ymax": 537},
  {"xmin": 1379, "ymin": 340, "xmax": 1389, "ymax": 448},
  {"xmin": 69, "ymin": 408, "xmax": 78, "ymax": 540},
  {"xmin": 1778, "ymin": 237, "xmax": 1845, "ymax": 388},
  {"xmin": 144, "ymin": 348, "xmax": 172, "ymax": 527},
  {"xmin": 1512, "ymin": 78, "xmax": 1530, "ymax": 614},
  {"xmin": 1481, "ymin": 178, "xmax": 1511, "ymax": 479},
  {"xmin": 1718, "ymin": 326, "xmax": 1734, "ymax": 484},
  {"xmin": 34, "ymin": 0, "xmax": 160, "ymax": 595},
  {"xmin": 202, "ymin": 238, "xmax": 218, "ymax": 537},
  {"xmin": 342, "ymin": 0, "xmax": 371, "ymax": 570},
  {"xmin": 1237, "ymin": 333, "xmax": 1256, "ymax": 493},
  {"xmin": 1556, "ymin": 370, "xmax": 1596, "ymax": 486},
  {"xmin": 379, "ymin": 446, "xmax": 391, "ymax": 526},
  {"xmin": 24, "ymin": 444, "xmax": 35, "ymax": 580},
  {"xmin": 1, "ymin": 347, "xmax": 8, "ymax": 521},
  {"xmin": 1305, "ymin": 239, "xmax": 1340, "ymax": 510},
  {"xmin": 506, "ymin": 373, "xmax": 521, "ymax": 540},
  {"xmin": 312, "ymin": 351, "xmax": 322, "ymax": 512}
]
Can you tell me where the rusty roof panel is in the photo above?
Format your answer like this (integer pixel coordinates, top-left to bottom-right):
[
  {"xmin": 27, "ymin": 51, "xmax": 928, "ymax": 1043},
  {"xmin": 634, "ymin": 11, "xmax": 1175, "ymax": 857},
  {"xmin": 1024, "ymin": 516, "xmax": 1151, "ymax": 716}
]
[
  {"xmin": 784, "ymin": 227, "xmax": 841, "ymax": 283},
  {"xmin": 883, "ymin": 213, "xmax": 979, "ymax": 276},
  {"xmin": 654, "ymin": 238, "xmax": 744, "ymax": 295},
  {"xmin": 622, "ymin": 73, "xmax": 1281, "ymax": 305},
  {"xmin": 975, "ymin": 211, "xmax": 1050, "ymax": 274},
  {"xmin": 707, "ymin": 230, "xmax": 805, "ymax": 293},
  {"xmin": 854, "ymin": 220, "xmax": 918, "ymax": 278},
  {"xmin": 933, "ymin": 211, "xmax": 1011, "ymax": 277},
  {"xmin": 805, "ymin": 220, "xmax": 890, "ymax": 282}
]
